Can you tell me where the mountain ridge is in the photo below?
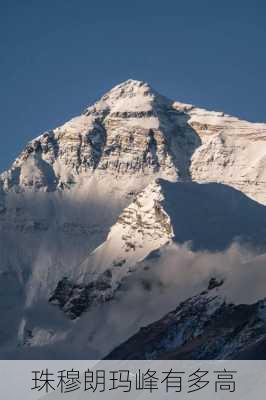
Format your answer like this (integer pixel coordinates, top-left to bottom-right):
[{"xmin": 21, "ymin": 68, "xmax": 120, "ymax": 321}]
[{"xmin": 106, "ymin": 278, "xmax": 266, "ymax": 360}]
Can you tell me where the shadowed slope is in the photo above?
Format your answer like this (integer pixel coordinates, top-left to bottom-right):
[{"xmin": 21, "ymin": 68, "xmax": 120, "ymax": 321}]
[{"xmin": 160, "ymin": 180, "xmax": 266, "ymax": 251}]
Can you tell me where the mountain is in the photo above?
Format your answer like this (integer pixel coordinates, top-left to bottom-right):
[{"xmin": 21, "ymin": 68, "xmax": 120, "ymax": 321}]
[{"xmin": 1, "ymin": 79, "xmax": 266, "ymax": 359}]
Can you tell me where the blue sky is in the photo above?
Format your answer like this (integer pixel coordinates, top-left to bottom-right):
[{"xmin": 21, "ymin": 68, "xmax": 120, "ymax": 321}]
[{"xmin": 1, "ymin": 0, "xmax": 266, "ymax": 172}]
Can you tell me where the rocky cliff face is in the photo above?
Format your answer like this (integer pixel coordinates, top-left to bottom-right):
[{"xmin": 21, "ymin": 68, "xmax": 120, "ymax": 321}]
[{"xmin": 1, "ymin": 79, "xmax": 266, "ymax": 358}]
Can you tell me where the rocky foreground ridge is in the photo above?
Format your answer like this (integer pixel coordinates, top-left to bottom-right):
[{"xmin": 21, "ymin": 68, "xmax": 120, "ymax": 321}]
[{"xmin": 106, "ymin": 278, "xmax": 266, "ymax": 360}]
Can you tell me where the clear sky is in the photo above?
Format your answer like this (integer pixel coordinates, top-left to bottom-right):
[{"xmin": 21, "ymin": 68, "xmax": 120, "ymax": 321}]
[{"xmin": 1, "ymin": 0, "xmax": 266, "ymax": 172}]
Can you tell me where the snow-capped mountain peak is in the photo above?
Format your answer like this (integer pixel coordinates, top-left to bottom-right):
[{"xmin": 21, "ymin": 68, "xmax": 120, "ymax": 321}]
[
  {"xmin": 2, "ymin": 80, "xmax": 266, "ymax": 203},
  {"xmin": 0, "ymin": 80, "xmax": 201, "ymax": 193},
  {"xmin": 84, "ymin": 79, "xmax": 161, "ymax": 116}
]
